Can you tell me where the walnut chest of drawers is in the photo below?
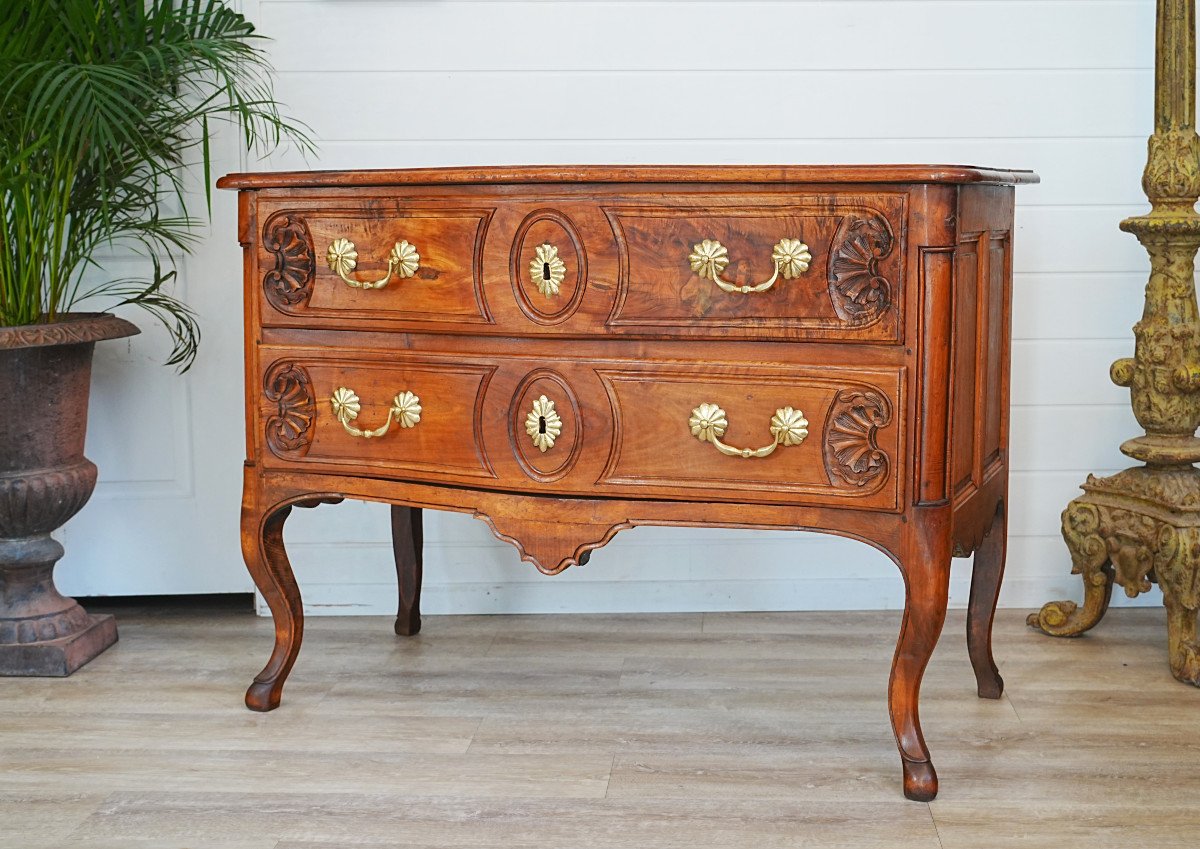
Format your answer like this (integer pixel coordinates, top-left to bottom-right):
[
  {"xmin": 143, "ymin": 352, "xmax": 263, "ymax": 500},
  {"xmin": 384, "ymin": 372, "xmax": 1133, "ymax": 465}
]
[{"xmin": 219, "ymin": 164, "xmax": 1038, "ymax": 801}]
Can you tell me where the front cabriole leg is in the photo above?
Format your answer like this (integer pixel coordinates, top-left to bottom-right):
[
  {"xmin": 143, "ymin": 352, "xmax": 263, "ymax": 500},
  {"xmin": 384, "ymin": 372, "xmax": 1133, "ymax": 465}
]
[
  {"xmin": 1164, "ymin": 592, "xmax": 1200, "ymax": 684},
  {"xmin": 889, "ymin": 504, "xmax": 953, "ymax": 802},
  {"xmin": 242, "ymin": 495, "xmax": 304, "ymax": 712}
]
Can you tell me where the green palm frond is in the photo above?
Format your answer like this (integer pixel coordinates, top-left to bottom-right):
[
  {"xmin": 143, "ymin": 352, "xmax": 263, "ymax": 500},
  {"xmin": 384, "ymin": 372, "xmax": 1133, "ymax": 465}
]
[{"xmin": 0, "ymin": 0, "xmax": 313, "ymax": 370}]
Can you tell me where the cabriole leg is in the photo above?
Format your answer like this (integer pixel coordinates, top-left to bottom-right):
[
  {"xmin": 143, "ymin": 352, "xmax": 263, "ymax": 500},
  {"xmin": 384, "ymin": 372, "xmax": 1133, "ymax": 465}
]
[
  {"xmin": 243, "ymin": 502, "xmax": 303, "ymax": 712},
  {"xmin": 967, "ymin": 503, "xmax": 1007, "ymax": 699},
  {"xmin": 392, "ymin": 505, "xmax": 424, "ymax": 637},
  {"xmin": 889, "ymin": 506, "xmax": 953, "ymax": 802}
]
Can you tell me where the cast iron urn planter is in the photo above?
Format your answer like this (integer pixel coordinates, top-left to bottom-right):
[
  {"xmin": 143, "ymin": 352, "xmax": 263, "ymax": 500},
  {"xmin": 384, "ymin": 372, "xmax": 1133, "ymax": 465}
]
[{"xmin": 0, "ymin": 313, "xmax": 138, "ymax": 675}]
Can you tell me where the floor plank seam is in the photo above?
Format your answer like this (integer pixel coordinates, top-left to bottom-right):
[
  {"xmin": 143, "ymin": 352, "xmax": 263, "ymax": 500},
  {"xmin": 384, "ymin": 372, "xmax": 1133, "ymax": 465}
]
[
  {"xmin": 927, "ymin": 801, "xmax": 945, "ymax": 849},
  {"xmin": 1003, "ymin": 691, "xmax": 1023, "ymax": 723},
  {"xmin": 461, "ymin": 716, "xmax": 488, "ymax": 754},
  {"xmin": 61, "ymin": 792, "xmax": 119, "ymax": 844},
  {"xmin": 476, "ymin": 628, "xmax": 503, "ymax": 658}
]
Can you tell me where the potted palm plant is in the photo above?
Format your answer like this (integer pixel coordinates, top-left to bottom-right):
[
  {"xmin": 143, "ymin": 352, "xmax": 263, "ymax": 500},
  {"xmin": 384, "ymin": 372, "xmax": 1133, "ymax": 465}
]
[{"xmin": 0, "ymin": 1, "xmax": 310, "ymax": 675}]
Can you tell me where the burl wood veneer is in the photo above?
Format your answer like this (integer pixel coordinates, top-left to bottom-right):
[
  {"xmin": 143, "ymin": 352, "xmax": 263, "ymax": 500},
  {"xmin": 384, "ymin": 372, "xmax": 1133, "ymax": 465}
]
[{"xmin": 218, "ymin": 164, "xmax": 1038, "ymax": 801}]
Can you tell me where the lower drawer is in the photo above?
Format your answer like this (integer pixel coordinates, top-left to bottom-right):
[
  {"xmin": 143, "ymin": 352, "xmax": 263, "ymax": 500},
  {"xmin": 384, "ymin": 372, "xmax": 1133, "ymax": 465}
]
[{"xmin": 256, "ymin": 347, "xmax": 905, "ymax": 510}]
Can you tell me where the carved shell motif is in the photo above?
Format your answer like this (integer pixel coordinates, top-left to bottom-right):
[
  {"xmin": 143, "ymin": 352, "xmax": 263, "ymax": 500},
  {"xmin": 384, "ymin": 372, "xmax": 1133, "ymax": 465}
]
[
  {"xmin": 823, "ymin": 389, "xmax": 892, "ymax": 487},
  {"xmin": 262, "ymin": 215, "xmax": 316, "ymax": 309},
  {"xmin": 828, "ymin": 214, "xmax": 894, "ymax": 325},
  {"xmin": 264, "ymin": 362, "xmax": 316, "ymax": 457}
]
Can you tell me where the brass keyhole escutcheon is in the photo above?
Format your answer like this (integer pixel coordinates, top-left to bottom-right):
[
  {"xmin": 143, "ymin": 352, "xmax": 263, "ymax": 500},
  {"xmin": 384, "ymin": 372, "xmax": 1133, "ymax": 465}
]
[
  {"xmin": 530, "ymin": 243, "xmax": 566, "ymax": 297},
  {"xmin": 525, "ymin": 395, "xmax": 562, "ymax": 452}
]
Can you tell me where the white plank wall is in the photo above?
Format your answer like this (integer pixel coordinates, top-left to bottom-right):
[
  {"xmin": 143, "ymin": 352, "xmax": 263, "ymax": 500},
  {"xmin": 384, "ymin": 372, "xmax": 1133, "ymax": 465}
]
[{"xmin": 57, "ymin": 0, "xmax": 1170, "ymax": 616}]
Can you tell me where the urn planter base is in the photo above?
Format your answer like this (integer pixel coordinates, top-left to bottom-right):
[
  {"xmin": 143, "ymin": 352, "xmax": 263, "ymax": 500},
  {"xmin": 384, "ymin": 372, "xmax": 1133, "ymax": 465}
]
[
  {"xmin": 0, "ymin": 613, "xmax": 117, "ymax": 677},
  {"xmin": 0, "ymin": 533, "xmax": 119, "ymax": 676},
  {"xmin": 0, "ymin": 313, "xmax": 138, "ymax": 677}
]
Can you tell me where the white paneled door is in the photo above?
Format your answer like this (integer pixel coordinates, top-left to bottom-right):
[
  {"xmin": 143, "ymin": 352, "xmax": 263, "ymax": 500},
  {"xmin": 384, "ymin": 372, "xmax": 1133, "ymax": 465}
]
[{"xmin": 56, "ymin": 189, "xmax": 251, "ymax": 598}]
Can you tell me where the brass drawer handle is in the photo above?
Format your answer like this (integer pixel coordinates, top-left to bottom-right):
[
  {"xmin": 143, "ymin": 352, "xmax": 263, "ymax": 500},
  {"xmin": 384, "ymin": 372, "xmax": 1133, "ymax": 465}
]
[
  {"xmin": 688, "ymin": 403, "xmax": 809, "ymax": 458},
  {"xmin": 688, "ymin": 238, "xmax": 811, "ymax": 294},
  {"xmin": 326, "ymin": 238, "xmax": 420, "ymax": 290},
  {"xmin": 330, "ymin": 387, "xmax": 422, "ymax": 439}
]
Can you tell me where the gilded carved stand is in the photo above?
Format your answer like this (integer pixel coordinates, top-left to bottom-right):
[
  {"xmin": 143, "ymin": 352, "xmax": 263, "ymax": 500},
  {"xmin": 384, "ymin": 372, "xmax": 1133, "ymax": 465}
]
[{"xmin": 1028, "ymin": 0, "xmax": 1200, "ymax": 685}]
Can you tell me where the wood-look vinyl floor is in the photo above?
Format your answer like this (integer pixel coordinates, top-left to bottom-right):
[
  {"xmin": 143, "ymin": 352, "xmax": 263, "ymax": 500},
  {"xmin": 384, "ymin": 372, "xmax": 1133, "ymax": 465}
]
[{"xmin": 1, "ymin": 606, "xmax": 1197, "ymax": 848}]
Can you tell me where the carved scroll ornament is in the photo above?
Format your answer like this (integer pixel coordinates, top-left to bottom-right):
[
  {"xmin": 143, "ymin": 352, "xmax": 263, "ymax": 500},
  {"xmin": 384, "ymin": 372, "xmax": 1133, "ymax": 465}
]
[
  {"xmin": 264, "ymin": 362, "xmax": 316, "ymax": 457},
  {"xmin": 828, "ymin": 214, "xmax": 894, "ymax": 325},
  {"xmin": 262, "ymin": 214, "xmax": 316, "ymax": 309},
  {"xmin": 824, "ymin": 388, "xmax": 892, "ymax": 487}
]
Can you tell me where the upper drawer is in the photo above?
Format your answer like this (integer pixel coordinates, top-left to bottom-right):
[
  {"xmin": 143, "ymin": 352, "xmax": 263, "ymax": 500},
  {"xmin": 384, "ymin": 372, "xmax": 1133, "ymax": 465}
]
[
  {"xmin": 603, "ymin": 193, "xmax": 906, "ymax": 343},
  {"xmin": 250, "ymin": 190, "xmax": 907, "ymax": 343},
  {"xmin": 257, "ymin": 202, "xmax": 493, "ymax": 326}
]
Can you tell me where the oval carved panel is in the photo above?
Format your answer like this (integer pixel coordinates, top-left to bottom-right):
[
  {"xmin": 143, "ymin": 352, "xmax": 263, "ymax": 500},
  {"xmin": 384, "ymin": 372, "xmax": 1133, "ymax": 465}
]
[
  {"xmin": 509, "ymin": 210, "xmax": 587, "ymax": 325},
  {"xmin": 509, "ymin": 369, "xmax": 584, "ymax": 482}
]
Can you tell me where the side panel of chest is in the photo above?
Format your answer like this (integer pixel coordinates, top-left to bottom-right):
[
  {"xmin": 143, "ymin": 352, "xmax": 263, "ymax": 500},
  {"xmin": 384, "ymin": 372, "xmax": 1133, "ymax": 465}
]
[{"xmin": 949, "ymin": 185, "xmax": 1014, "ymax": 510}]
